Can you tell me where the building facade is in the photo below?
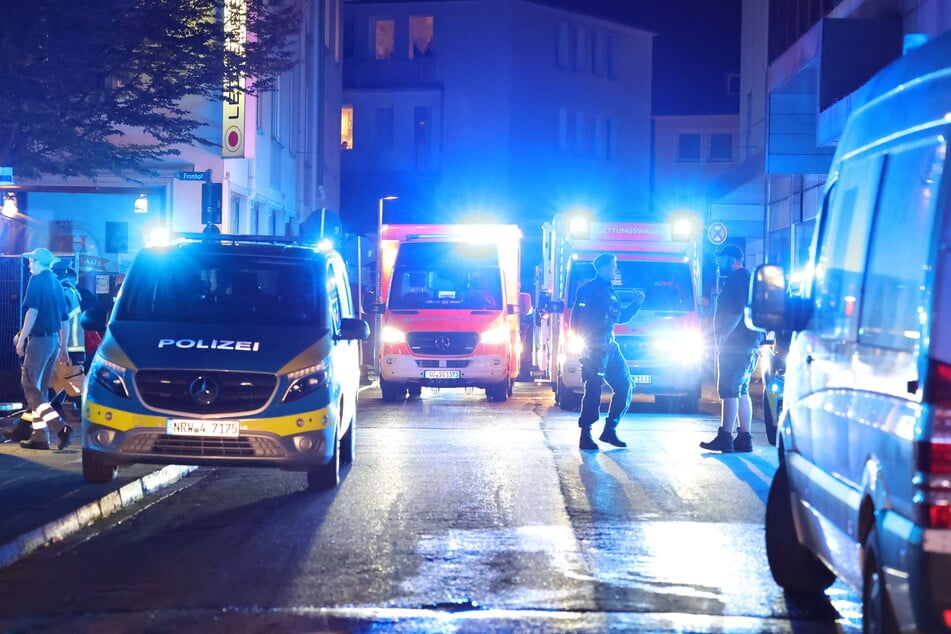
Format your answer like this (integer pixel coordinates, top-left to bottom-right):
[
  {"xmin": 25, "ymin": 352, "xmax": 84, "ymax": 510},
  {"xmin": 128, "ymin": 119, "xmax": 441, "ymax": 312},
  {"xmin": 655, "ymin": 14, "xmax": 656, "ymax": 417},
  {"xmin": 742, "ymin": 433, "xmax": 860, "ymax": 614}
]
[
  {"xmin": 340, "ymin": 0, "xmax": 654, "ymax": 246},
  {"xmin": 717, "ymin": 0, "xmax": 951, "ymax": 273},
  {"xmin": 0, "ymin": 0, "xmax": 344, "ymax": 273}
]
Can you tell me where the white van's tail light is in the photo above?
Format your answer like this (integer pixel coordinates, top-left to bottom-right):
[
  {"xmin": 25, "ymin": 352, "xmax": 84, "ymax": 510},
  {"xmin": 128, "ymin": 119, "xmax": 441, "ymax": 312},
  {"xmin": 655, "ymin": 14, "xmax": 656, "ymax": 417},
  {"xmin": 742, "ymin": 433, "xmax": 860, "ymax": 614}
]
[{"xmin": 914, "ymin": 438, "xmax": 951, "ymax": 528}]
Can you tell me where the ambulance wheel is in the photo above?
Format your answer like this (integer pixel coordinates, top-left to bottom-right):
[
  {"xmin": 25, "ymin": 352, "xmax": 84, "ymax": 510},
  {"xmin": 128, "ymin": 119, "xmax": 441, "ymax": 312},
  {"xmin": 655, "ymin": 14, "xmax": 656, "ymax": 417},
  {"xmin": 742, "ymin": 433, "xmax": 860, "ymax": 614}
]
[
  {"xmin": 82, "ymin": 449, "xmax": 117, "ymax": 483},
  {"xmin": 408, "ymin": 385, "xmax": 423, "ymax": 398},
  {"xmin": 307, "ymin": 437, "xmax": 340, "ymax": 490},
  {"xmin": 557, "ymin": 377, "xmax": 581, "ymax": 411},
  {"xmin": 380, "ymin": 379, "xmax": 407, "ymax": 403},
  {"xmin": 486, "ymin": 381, "xmax": 508, "ymax": 402}
]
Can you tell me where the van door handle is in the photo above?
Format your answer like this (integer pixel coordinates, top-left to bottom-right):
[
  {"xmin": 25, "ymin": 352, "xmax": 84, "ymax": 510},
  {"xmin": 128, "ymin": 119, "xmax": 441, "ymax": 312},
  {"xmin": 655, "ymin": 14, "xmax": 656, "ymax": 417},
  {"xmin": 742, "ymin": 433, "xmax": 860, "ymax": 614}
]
[{"xmin": 805, "ymin": 354, "xmax": 814, "ymax": 365}]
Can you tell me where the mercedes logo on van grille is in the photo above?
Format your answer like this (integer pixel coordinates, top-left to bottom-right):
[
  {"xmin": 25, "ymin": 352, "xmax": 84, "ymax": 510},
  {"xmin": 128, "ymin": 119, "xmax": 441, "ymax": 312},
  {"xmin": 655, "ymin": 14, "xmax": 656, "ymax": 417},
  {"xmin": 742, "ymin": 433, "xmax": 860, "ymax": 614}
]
[
  {"xmin": 433, "ymin": 335, "xmax": 452, "ymax": 351},
  {"xmin": 188, "ymin": 375, "xmax": 220, "ymax": 406}
]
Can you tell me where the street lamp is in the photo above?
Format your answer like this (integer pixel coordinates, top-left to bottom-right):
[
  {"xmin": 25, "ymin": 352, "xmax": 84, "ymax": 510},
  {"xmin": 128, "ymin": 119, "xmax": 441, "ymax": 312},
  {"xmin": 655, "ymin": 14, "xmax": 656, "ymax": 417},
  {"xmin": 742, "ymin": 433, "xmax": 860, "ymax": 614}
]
[{"xmin": 374, "ymin": 195, "xmax": 397, "ymax": 377}]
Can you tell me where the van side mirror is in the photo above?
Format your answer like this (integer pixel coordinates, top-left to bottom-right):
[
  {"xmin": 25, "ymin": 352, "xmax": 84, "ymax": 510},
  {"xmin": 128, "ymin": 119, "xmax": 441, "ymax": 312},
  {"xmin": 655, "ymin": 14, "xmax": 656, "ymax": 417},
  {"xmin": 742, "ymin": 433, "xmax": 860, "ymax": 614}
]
[
  {"xmin": 518, "ymin": 292, "xmax": 533, "ymax": 316},
  {"xmin": 746, "ymin": 264, "xmax": 788, "ymax": 332},
  {"xmin": 338, "ymin": 318, "xmax": 371, "ymax": 341}
]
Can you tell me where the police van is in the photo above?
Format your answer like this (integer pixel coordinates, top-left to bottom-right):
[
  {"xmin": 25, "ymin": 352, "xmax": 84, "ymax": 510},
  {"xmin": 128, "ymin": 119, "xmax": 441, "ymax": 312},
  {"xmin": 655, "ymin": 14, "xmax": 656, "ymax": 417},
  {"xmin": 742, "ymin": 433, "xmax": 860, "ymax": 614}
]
[
  {"xmin": 748, "ymin": 31, "xmax": 951, "ymax": 631},
  {"xmin": 81, "ymin": 232, "xmax": 369, "ymax": 489}
]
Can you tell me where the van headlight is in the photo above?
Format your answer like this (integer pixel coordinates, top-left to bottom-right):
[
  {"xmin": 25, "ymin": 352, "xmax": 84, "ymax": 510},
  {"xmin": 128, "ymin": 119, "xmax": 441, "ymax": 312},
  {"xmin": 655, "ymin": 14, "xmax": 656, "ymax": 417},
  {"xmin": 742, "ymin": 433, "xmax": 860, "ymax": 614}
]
[
  {"xmin": 651, "ymin": 330, "xmax": 704, "ymax": 363},
  {"xmin": 282, "ymin": 362, "xmax": 329, "ymax": 403},
  {"xmin": 480, "ymin": 325, "xmax": 509, "ymax": 345},
  {"xmin": 381, "ymin": 326, "xmax": 406, "ymax": 344},
  {"xmin": 90, "ymin": 354, "xmax": 131, "ymax": 399},
  {"xmin": 565, "ymin": 330, "xmax": 586, "ymax": 356}
]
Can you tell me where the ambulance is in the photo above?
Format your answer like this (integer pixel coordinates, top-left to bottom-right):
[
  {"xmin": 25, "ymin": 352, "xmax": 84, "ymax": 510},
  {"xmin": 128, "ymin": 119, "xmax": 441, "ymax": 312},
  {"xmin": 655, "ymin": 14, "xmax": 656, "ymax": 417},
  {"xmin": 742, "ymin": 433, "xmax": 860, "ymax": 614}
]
[
  {"xmin": 374, "ymin": 224, "xmax": 532, "ymax": 402},
  {"xmin": 534, "ymin": 213, "xmax": 704, "ymax": 411}
]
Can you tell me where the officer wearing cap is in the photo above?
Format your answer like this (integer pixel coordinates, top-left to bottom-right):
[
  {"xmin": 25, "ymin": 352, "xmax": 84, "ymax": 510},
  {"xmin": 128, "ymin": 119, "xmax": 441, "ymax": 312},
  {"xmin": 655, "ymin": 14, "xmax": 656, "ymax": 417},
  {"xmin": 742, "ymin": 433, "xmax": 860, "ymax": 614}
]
[
  {"xmin": 700, "ymin": 244, "xmax": 762, "ymax": 453},
  {"xmin": 15, "ymin": 248, "xmax": 72, "ymax": 450}
]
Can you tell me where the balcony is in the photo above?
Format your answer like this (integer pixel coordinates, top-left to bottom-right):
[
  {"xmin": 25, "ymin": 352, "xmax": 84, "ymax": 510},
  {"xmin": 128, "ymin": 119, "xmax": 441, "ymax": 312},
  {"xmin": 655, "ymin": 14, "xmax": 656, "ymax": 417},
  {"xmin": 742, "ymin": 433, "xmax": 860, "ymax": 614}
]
[{"xmin": 343, "ymin": 57, "xmax": 439, "ymax": 90}]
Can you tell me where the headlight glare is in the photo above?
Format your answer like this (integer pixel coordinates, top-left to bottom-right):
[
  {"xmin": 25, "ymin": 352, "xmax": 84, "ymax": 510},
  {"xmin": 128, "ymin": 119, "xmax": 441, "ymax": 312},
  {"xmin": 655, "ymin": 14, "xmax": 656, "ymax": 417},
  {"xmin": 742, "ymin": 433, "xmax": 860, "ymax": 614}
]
[
  {"xmin": 381, "ymin": 326, "xmax": 406, "ymax": 344},
  {"xmin": 652, "ymin": 330, "xmax": 704, "ymax": 363},
  {"xmin": 566, "ymin": 330, "xmax": 586, "ymax": 356},
  {"xmin": 480, "ymin": 325, "xmax": 509, "ymax": 345}
]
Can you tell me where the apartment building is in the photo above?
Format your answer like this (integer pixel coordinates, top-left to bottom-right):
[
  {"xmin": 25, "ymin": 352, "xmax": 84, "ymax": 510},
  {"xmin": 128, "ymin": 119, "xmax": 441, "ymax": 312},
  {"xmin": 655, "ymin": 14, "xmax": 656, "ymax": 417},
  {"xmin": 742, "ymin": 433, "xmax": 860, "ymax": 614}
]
[{"xmin": 340, "ymin": 0, "xmax": 654, "ymax": 241}]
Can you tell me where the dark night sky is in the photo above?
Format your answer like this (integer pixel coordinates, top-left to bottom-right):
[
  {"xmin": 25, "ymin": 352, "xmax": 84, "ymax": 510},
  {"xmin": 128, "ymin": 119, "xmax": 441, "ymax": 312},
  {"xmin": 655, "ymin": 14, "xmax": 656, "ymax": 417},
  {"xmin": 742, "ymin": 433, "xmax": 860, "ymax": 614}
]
[{"xmin": 535, "ymin": 0, "xmax": 743, "ymax": 115}]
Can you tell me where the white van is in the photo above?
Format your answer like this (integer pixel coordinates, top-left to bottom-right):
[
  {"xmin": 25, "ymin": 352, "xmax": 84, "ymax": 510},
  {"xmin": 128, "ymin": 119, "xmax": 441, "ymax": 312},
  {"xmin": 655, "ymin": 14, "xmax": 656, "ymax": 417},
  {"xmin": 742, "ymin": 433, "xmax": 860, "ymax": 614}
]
[{"xmin": 748, "ymin": 31, "xmax": 951, "ymax": 632}]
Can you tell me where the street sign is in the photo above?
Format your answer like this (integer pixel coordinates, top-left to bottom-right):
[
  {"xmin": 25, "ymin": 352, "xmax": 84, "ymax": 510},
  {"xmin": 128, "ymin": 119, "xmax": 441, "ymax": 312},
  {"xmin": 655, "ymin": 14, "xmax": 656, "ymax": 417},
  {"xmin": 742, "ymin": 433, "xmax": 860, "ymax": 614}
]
[
  {"xmin": 707, "ymin": 222, "xmax": 728, "ymax": 245},
  {"xmin": 176, "ymin": 170, "xmax": 211, "ymax": 182}
]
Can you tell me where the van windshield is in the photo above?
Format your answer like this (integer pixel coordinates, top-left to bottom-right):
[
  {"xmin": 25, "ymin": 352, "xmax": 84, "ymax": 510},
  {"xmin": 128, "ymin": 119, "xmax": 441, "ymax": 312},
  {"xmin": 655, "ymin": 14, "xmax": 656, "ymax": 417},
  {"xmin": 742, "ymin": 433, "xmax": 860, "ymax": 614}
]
[
  {"xmin": 115, "ymin": 250, "xmax": 326, "ymax": 327},
  {"xmin": 567, "ymin": 259, "xmax": 695, "ymax": 311},
  {"xmin": 388, "ymin": 242, "xmax": 503, "ymax": 310}
]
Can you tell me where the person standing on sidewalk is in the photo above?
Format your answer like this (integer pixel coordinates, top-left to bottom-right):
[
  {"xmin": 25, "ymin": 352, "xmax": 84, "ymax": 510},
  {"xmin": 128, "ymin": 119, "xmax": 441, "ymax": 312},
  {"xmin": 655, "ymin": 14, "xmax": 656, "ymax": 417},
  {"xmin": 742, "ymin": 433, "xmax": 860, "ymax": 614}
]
[
  {"xmin": 700, "ymin": 245, "xmax": 762, "ymax": 453},
  {"xmin": 571, "ymin": 253, "xmax": 645, "ymax": 451},
  {"xmin": 15, "ymin": 248, "xmax": 72, "ymax": 450}
]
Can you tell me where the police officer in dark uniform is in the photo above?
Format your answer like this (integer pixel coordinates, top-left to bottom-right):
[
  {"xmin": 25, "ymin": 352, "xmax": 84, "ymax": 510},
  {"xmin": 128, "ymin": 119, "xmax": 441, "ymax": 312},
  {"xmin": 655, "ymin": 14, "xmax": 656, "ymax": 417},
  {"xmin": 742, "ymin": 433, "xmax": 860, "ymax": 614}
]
[{"xmin": 571, "ymin": 253, "xmax": 645, "ymax": 450}]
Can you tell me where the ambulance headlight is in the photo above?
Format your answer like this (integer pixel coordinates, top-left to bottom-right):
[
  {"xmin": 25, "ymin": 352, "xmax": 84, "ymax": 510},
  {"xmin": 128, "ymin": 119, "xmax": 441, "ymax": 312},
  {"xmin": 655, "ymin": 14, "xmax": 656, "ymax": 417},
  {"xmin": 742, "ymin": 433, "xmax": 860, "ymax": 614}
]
[
  {"xmin": 90, "ymin": 354, "xmax": 131, "ymax": 399},
  {"xmin": 565, "ymin": 330, "xmax": 586, "ymax": 356},
  {"xmin": 480, "ymin": 325, "xmax": 509, "ymax": 345},
  {"xmin": 652, "ymin": 330, "xmax": 704, "ymax": 363},
  {"xmin": 381, "ymin": 326, "xmax": 407, "ymax": 344},
  {"xmin": 283, "ymin": 363, "xmax": 328, "ymax": 403}
]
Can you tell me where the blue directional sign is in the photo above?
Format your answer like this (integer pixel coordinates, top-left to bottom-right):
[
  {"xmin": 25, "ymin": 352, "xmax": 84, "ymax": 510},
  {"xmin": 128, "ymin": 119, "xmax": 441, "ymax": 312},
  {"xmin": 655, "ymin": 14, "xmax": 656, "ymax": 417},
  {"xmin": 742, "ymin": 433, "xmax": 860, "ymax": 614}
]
[{"xmin": 176, "ymin": 170, "xmax": 211, "ymax": 182}]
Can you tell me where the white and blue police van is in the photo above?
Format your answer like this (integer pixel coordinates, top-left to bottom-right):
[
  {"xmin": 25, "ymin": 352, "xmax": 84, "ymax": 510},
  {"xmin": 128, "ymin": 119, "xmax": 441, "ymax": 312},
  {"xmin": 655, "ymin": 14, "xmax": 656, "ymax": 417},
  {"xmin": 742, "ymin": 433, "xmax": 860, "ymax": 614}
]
[{"xmin": 81, "ymin": 233, "xmax": 369, "ymax": 489}]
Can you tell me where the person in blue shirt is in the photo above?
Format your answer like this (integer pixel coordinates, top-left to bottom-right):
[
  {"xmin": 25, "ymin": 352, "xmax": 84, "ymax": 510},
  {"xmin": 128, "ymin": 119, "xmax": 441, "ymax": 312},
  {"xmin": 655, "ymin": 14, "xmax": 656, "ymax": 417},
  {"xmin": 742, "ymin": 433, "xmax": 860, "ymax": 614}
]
[
  {"xmin": 571, "ymin": 253, "xmax": 645, "ymax": 451},
  {"xmin": 15, "ymin": 248, "xmax": 72, "ymax": 450}
]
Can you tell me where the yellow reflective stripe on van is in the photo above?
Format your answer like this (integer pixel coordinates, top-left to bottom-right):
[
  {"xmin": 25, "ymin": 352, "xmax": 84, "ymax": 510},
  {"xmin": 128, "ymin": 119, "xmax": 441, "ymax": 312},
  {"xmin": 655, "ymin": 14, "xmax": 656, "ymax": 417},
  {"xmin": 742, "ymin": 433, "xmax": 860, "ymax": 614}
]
[{"xmin": 83, "ymin": 404, "xmax": 331, "ymax": 435}]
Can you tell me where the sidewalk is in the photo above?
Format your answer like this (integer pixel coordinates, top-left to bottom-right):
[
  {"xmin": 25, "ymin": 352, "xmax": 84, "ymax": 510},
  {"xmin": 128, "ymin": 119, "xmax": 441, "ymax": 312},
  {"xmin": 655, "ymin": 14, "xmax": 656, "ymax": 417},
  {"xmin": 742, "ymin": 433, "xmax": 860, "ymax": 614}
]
[{"xmin": 0, "ymin": 432, "xmax": 194, "ymax": 570}]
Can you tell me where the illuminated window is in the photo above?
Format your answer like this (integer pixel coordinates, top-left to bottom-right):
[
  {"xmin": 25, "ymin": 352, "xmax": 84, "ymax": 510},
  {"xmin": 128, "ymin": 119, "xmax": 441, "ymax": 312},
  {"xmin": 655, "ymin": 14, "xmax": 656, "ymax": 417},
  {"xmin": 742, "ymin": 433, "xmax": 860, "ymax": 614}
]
[
  {"xmin": 375, "ymin": 19, "xmax": 394, "ymax": 60},
  {"xmin": 340, "ymin": 106, "xmax": 354, "ymax": 150},
  {"xmin": 677, "ymin": 133, "xmax": 701, "ymax": 161},
  {"xmin": 709, "ymin": 133, "xmax": 734, "ymax": 162},
  {"xmin": 409, "ymin": 16, "xmax": 433, "ymax": 58}
]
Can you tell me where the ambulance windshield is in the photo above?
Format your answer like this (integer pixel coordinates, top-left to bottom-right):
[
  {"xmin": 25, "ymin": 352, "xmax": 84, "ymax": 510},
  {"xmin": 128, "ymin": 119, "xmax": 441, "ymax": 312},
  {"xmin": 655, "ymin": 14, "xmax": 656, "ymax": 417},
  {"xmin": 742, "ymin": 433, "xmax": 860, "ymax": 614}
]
[
  {"xmin": 567, "ymin": 259, "xmax": 695, "ymax": 312},
  {"xmin": 389, "ymin": 242, "xmax": 503, "ymax": 310}
]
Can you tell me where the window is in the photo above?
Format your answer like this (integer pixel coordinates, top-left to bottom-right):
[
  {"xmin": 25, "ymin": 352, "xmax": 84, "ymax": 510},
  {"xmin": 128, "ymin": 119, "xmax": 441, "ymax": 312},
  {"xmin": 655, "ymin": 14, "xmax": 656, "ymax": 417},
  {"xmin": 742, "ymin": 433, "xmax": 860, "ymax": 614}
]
[
  {"xmin": 251, "ymin": 202, "xmax": 260, "ymax": 234},
  {"xmin": 677, "ymin": 133, "xmax": 701, "ymax": 161},
  {"xmin": 709, "ymin": 133, "xmax": 734, "ymax": 162},
  {"xmin": 592, "ymin": 31, "xmax": 607, "ymax": 76},
  {"xmin": 230, "ymin": 196, "xmax": 242, "ymax": 234},
  {"xmin": 574, "ymin": 26, "xmax": 587, "ymax": 71},
  {"xmin": 859, "ymin": 141, "xmax": 944, "ymax": 351},
  {"xmin": 343, "ymin": 19, "xmax": 354, "ymax": 59},
  {"xmin": 340, "ymin": 105, "xmax": 354, "ymax": 150},
  {"xmin": 375, "ymin": 19, "xmax": 394, "ymax": 60},
  {"xmin": 409, "ymin": 16, "xmax": 433, "ymax": 58},
  {"xmin": 414, "ymin": 106, "xmax": 431, "ymax": 168},
  {"xmin": 556, "ymin": 23, "xmax": 572, "ymax": 69},
  {"xmin": 558, "ymin": 107, "xmax": 568, "ymax": 150},
  {"xmin": 606, "ymin": 35, "xmax": 619, "ymax": 79},
  {"xmin": 727, "ymin": 73, "xmax": 740, "ymax": 95},
  {"xmin": 574, "ymin": 112, "xmax": 584, "ymax": 153},
  {"xmin": 812, "ymin": 154, "xmax": 883, "ymax": 340},
  {"xmin": 270, "ymin": 82, "xmax": 280, "ymax": 142},
  {"xmin": 605, "ymin": 118, "xmax": 617, "ymax": 161},
  {"xmin": 375, "ymin": 106, "xmax": 394, "ymax": 152}
]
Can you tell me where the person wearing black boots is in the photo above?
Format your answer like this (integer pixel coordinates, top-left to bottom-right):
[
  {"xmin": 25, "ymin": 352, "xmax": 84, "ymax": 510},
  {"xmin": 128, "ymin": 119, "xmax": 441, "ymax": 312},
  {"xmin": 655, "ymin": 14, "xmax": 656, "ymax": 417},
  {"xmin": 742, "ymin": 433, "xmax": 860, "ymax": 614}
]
[
  {"xmin": 571, "ymin": 253, "xmax": 645, "ymax": 451},
  {"xmin": 700, "ymin": 245, "xmax": 762, "ymax": 453}
]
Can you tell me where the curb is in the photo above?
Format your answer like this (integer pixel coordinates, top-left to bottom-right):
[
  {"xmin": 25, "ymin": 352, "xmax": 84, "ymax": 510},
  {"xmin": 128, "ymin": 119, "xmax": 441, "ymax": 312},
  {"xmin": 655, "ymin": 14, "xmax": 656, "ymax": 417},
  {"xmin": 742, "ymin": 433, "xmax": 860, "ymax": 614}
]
[{"xmin": 0, "ymin": 464, "xmax": 197, "ymax": 571}]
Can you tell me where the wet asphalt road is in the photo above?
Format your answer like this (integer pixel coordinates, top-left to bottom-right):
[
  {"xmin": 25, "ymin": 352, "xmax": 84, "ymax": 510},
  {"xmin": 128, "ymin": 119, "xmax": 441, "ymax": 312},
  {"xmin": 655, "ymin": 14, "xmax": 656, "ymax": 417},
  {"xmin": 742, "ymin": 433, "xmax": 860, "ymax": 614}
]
[{"xmin": 0, "ymin": 383, "xmax": 861, "ymax": 633}]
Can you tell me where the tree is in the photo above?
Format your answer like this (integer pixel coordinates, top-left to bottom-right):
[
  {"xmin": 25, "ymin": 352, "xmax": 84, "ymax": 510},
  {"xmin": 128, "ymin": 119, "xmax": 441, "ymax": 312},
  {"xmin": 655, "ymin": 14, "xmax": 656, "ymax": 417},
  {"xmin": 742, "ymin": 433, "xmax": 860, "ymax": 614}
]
[{"xmin": 0, "ymin": 0, "xmax": 303, "ymax": 179}]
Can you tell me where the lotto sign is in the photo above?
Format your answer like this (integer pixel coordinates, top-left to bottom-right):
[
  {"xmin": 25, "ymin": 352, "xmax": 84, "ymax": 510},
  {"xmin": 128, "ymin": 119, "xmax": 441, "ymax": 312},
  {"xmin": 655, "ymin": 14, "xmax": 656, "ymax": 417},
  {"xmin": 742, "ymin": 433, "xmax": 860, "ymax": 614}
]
[{"xmin": 707, "ymin": 222, "xmax": 728, "ymax": 245}]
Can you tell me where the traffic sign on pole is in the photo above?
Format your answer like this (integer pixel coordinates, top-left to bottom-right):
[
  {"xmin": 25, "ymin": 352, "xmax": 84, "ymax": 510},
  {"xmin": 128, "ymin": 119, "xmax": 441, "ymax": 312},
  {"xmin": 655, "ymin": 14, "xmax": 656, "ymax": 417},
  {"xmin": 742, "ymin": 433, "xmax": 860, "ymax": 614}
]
[
  {"xmin": 176, "ymin": 170, "xmax": 212, "ymax": 182},
  {"xmin": 707, "ymin": 222, "xmax": 728, "ymax": 245}
]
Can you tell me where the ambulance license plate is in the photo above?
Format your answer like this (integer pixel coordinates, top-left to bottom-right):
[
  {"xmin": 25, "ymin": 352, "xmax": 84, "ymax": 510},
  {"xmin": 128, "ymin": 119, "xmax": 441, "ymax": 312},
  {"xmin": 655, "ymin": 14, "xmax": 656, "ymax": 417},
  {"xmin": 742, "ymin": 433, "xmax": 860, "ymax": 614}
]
[
  {"xmin": 632, "ymin": 375, "xmax": 652, "ymax": 384},
  {"xmin": 167, "ymin": 419, "xmax": 240, "ymax": 438},
  {"xmin": 424, "ymin": 370, "xmax": 461, "ymax": 379}
]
